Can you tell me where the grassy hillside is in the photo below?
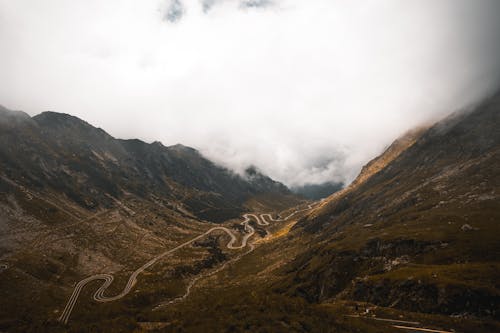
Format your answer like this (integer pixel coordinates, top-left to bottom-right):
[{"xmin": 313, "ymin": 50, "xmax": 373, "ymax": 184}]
[{"xmin": 278, "ymin": 93, "xmax": 500, "ymax": 322}]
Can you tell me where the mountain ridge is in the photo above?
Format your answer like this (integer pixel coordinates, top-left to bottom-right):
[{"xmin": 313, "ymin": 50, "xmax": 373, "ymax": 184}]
[
  {"xmin": 275, "ymin": 92, "xmax": 500, "ymax": 318},
  {"xmin": 1, "ymin": 95, "xmax": 499, "ymax": 332},
  {"xmin": 0, "ymin": 108, "xmax": 300, "ymax": 222}
]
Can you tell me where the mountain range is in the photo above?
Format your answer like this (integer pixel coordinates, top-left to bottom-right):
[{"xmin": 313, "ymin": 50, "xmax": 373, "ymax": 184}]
[
  {"xmin": 0, "ymin": 106, "xmax": 299, "ymax": 222},
  {"xmin": 0, "ymin": 93, "xmax": 499, "ymax": 332}
]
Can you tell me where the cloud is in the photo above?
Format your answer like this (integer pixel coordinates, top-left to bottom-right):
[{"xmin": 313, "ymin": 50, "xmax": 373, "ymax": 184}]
[
  {"xmin": 163, "ymin": 0, "xmax": 185, "ymax": 22},
  {"xmin": 1, "ymin": 0, "xmax": 499, "ymax": 186}
]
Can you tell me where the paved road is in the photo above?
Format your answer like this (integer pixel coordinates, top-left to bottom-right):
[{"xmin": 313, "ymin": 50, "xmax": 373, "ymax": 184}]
[{"xmin": 58, "ymin": 203, "xmax": 317, "ymax": 324}]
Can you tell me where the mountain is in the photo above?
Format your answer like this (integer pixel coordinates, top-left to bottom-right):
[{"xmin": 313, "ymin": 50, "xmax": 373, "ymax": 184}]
[
  {"xmin": 146, "ymin": 93, "xmax": 499, "ymax": 332},
  {"xmin": 277, "ymin": 93, "xmax": 500, "ymax": 320},
  {"xmin": 0, "ymin": 94, "xmax": 499, "ymax": 333},
  {"xmin": 0, "ymin": 108, "xmax": 299, "ymax": 222},
  {"xmin": 302, "ymin": 125, "xmax": 428, "ymax": 227},
  {"xmin": 0, "ymin": 106, "xmax": 306, "ymax": 332}
]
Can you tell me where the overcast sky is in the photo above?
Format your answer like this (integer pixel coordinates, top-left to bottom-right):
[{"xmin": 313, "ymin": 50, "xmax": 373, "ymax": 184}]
[{"xmin": 1, "ymin": 0, "xmax": 500, "ymax": 187}]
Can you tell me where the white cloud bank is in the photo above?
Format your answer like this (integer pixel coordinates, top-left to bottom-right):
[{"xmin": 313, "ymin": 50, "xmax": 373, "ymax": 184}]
[{"xmin": 1, "ymin": 0, "xmax": 499, "ymax": 186}]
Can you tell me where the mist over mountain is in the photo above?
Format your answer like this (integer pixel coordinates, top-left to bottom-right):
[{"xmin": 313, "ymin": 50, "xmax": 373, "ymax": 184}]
[
  {"xmin": 1, "ymin": 2, "xmax": 500, "ymax": 332},
  {"xmin": 1, "ymin": 90, "xmax": 498, "ymax": 333},
  {"xmin": 0, "ymin": 107, "xmax": 300, "ymax": 222},
  {"xmin": 280, "ymin": 91, "xmax": 500, "ymax": 321},
  {"xmin": 2, "ymin": 1, "xmax": 500, "ymax": 187}
]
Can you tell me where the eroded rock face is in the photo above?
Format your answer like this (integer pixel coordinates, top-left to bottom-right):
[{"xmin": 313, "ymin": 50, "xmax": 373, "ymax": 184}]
[
  {"xmin": 281, "ymin": 238, "xmax": 439, "ymax": 303},
  {"xmin": 350, "ymin": 278, "xmax": 499, "ymax": 318}
]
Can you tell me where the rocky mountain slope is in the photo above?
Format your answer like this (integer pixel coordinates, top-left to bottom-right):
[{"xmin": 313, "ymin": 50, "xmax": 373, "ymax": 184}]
[
  {"xmin": 280, "ymin": 92, "xmax": 500, "ymax": 319},
  {"xmin": 0, "ymin": 107, "xmax": 298, "ymax": 222},
  {"xmin": 0, "ymin": 106, "xmax": 304, "ymax": 332}
]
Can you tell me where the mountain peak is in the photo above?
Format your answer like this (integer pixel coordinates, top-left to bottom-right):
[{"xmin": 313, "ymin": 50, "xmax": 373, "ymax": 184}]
[
  {"xmin": 32, "ymin": 111, "xmax": 113, "ymax": 144},
  {"xmin": 244, "ymin": 165, "xmax": 259, "ymax": 177},
  {"xmin": 33, "ymin": 111, "xmax": 90, "ymax": 127},
  {"xmin": 168, "ymin": 143, "xmax": 196, "ymax": 152}
]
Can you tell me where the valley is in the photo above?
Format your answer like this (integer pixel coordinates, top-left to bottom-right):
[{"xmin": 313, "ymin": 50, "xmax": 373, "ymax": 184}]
[
  {"xmin": 58, "ymin": 203, "xmax": 319, "ymax": 325},
  {"xmin": 0, "ymin": 93, "xmax": 499, "ymax": 333},
  {"xmin": 2, "ymin": 2, "xmax": 500, "ymax": 332}
]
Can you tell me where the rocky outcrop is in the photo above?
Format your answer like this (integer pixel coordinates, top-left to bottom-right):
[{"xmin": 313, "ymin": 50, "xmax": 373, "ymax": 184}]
[{"xmin": 350, "ymin": 277, "xmax": 499, "ymax": 318}]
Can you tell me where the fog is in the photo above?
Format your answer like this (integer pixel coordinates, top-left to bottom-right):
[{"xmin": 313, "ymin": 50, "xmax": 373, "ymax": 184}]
[{"xmin": 1, "ymin": 0, "xmax": 499, "ymax": 186}]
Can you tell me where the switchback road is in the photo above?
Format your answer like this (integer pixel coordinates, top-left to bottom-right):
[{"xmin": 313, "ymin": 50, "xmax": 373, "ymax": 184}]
[{"xmin": 58, "ymin": 203, "xmax": 317, "ymax": 324}]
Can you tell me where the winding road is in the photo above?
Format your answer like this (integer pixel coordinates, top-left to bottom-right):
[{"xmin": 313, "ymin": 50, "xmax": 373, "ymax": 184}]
[{"xmin": 58, "ymin": 203, "xmax": 317, "ymax": 324}]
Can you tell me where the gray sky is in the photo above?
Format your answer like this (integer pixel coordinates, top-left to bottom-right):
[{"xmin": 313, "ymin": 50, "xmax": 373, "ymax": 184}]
[{"xmin": 1, "ymin": 0, "xmax": 500, "ymax": 186}]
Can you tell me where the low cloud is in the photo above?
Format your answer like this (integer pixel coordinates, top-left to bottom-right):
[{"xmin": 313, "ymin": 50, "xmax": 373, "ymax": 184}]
[
  {"xmin": 1, "ymin": 0, "xmax": 499, "ymax": 186},
  {"xmin": 163, "ymin": 0, "xmax": 185, "ymax": 22}
]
